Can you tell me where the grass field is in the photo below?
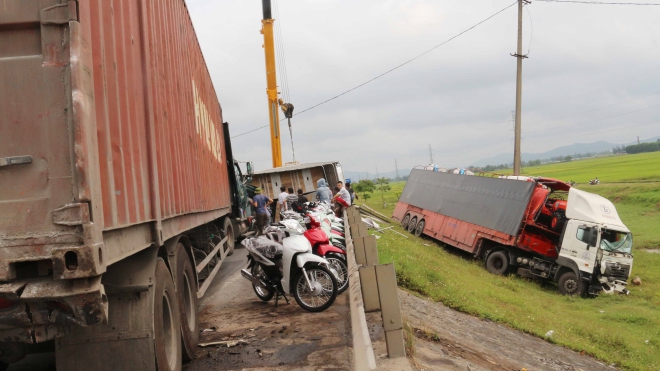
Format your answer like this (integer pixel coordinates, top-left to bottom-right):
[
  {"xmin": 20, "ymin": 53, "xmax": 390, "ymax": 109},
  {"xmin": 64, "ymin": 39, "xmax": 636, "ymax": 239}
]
[{"xmin": 358, "ymin": 152, "xmax": 660, "ymax": 371}]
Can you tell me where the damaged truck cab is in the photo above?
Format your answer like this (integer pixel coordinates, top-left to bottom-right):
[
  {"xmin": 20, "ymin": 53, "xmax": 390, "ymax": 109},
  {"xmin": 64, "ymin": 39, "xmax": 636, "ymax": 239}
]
[{"xmin": 392, "ymin": 169, "xmax": 634, "ymax": 296}]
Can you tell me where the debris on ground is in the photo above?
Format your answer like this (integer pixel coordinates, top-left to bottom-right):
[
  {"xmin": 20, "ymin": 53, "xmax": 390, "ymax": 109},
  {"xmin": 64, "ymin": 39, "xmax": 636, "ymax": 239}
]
[
  {"xmin": 201, "ymin": 326, "xmax": 218, "ymax": 332},
  {"xmin": 198, "ymin": 339, "xmax": 249, "ymax": 348},
  {"xmin": 545, "ymin": 330, "xmax": 555, "ymax": 338},
  {"xmin": 632, "ymin": 276, "xmax": 642, "ymax": 286}
]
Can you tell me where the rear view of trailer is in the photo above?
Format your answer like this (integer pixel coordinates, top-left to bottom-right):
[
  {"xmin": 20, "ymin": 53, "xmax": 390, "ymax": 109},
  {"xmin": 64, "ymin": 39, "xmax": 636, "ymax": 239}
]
[
  {"xmin": 392, "ymin": 169, "xmax": 536, "ymax": 254},
  {"xmin": 1, "ymin": 1, "xmax": 232, "ymax": 369}
]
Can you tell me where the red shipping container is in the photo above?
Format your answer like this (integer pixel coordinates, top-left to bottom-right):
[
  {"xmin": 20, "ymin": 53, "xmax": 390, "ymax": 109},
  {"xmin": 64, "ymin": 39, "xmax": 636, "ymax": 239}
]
[{"xmin": 0, "ymin": 0, "xmax": 231, "ymax": 280}]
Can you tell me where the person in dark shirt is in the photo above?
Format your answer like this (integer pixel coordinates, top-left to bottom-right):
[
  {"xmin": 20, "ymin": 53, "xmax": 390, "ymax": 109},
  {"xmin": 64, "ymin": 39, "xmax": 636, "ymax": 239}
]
[
  {"xmin": 297, "ymin": 189, "xmax": 309, "ymax": 204},
  {"xmin": 285, "ymin": 187, "xmax": 298, "ymax": 211},
  {"xmin": 250, "ymin": 187, "xmax": 272, "ymax": 234}
]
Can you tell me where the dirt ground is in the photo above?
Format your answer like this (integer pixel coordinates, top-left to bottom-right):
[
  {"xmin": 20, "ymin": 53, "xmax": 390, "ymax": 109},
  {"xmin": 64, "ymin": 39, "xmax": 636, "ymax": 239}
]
[
  {"xmin": 397, "ymin": 290, "xmax": 618, "ymax": 371},
  {"xmin": 183, "ymin": 247, "xmax": 353, "ymax": 371}
]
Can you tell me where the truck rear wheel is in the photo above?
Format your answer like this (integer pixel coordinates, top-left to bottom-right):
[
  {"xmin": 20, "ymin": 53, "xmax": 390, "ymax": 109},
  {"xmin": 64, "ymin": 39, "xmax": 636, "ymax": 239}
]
[
  {"xmin": 407, "ymin": 217, "xmax": 418, "ymax": 233},
  {"xmin": 558, "ymin": 271, "xmax": 586, "ymax": 296},
  {"xmin": 401, "ymin": 214, "xmax": 411, "ymax": 229},
  {"xmin": 176, "ymin": 246, "xmax": 199, "ymax": 361},
  {"xmin": 486, "ymin": 251, "xmax": 509, "ymax": 275},
  {"xmin": 155, "ymin": 258, "xmax": 183, "ymax": 371},
  {"xmin": 222, "ymin": 218, "xmax": 235, "ymax": 256},
  {"xmin": 414, "ymin": 219, "xmax": 425, "ymax": 237}
]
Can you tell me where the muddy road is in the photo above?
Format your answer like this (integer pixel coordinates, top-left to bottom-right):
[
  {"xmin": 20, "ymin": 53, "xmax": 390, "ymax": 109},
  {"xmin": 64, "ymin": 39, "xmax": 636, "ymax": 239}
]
[{"xmin": 8, "ymin": 247, "xmax": 352, "ymax": 371}]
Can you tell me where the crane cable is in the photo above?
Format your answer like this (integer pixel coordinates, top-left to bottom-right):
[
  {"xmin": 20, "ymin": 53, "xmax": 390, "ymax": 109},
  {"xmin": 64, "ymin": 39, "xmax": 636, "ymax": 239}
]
[{"xmin": 273, "ymin": 0, "xmax": 296, "ymax": 162}]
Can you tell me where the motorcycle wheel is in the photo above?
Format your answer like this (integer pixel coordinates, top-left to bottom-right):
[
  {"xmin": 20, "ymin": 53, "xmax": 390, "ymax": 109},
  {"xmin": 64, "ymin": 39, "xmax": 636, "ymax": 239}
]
[
  {"xmin": 251, "ymin": 265, "xmax": 274, "ymax": 301},
  {"xmin": 293, "ymin": 265, "xmax": 338, "ymax": 312},
  {"xmin": 332, "ymin": 241, "xmax": 346, "ymax": 250},
  {"xmin": 326, "ymin": 255, "xmax": 349, "ymax": 294}
]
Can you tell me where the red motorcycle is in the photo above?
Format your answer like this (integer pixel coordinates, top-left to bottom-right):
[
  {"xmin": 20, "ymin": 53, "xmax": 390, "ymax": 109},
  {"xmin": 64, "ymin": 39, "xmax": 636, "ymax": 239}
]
[{"xmin": 304, "ymin": 215, "xmax": 349, "ymax": 294}]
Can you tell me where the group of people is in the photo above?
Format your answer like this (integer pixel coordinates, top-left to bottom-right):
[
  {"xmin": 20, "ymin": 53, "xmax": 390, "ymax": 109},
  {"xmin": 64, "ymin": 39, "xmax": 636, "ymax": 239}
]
[{"xmin": 249, "ymin": 178, "xmax": 357, "ymax": 232}]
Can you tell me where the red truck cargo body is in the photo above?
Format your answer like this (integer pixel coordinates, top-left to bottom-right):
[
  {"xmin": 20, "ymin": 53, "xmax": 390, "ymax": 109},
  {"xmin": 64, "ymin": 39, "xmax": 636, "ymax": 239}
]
[
  {"xmin": 392, "ymin": 202, "xmax": 517, "ymax": 254},
  {"xmin": 0, "ymin": 0, "xmax": 229, "ymax": 284}
]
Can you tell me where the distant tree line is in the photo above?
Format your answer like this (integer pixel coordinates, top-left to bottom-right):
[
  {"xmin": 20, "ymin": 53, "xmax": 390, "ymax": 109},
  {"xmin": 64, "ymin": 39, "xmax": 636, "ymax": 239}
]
[{"xmin": 624, "ymin": 139, "xmax": 660, "ymax": 154}]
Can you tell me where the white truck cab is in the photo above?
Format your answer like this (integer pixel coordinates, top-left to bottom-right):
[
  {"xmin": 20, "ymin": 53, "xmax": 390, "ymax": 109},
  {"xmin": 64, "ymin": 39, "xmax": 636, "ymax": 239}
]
[{"xmin": 558, "ymin": 188, "xmax": 633, "ymax": 294}]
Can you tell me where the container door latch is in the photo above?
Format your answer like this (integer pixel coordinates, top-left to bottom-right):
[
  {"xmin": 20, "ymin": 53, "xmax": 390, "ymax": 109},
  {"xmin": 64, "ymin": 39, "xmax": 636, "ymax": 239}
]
[{"xmin": 0, "ymin": 156, "xmax": 33, "ymax": 168}]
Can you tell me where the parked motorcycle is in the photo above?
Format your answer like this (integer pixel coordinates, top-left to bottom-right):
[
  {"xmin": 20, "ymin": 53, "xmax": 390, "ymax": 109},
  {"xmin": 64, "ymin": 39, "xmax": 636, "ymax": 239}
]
[
  {"xmin": 240, "ymin": 227, "xmax": 338, "ymax": 312},
  {"xmin": 280, "ymin": 218, "xmax": 349, "ymax": 294}
]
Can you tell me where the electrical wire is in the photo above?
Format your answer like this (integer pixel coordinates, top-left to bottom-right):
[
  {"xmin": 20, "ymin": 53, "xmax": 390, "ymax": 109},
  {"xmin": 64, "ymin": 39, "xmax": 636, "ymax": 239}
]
[
  {"xmin": 525, "ymin": 5, "xmax": 533, "ymax": 55},
  {"xmin": 231, "ymin": 1, "xmax": 519, "ymax": 138},
  {"xmin": 535, "ymin": 0, "xmax": 660, "ymax": 5}
]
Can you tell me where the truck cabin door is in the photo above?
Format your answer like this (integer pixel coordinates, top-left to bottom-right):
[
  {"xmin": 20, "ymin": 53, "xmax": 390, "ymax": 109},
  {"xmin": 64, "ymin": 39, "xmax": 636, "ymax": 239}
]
[{"xmin": 560, "ymin": 220, "xmax": 599, "ymax": 274}]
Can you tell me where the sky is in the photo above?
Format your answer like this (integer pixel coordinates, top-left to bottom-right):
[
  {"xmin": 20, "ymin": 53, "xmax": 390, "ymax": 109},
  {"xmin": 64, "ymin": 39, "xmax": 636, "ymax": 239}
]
[{"xmin": 185, "ymin": 0, "xmax": 660, "ymax": 174}]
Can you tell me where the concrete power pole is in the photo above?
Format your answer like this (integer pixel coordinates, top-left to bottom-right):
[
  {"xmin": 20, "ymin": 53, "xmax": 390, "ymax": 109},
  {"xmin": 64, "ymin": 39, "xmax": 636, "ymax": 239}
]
[
  {"xmin": 512, "ymin": 0, "xmax": 529, "ymax": 175},
  {"xmin": 395, "ymin": 159, "xmax": 400, "ymax": 180}
]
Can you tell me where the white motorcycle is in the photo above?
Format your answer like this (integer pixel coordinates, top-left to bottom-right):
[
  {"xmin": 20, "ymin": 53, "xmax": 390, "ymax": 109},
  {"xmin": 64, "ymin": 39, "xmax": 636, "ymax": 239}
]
[{"xmin": 240, "ymin": 227, "xmax": 338, "ymax": 312}]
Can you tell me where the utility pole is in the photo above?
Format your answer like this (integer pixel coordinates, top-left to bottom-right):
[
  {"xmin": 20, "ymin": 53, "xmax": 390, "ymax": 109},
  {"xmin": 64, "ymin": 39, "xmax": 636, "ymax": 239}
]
[
  {"xmin": 395, "ymin": 159, "xmax": 400, "ymax": 180},
  {"xmin": 429, "ymin": 145, "xmax": 434, "ymax": 164},
  {"xmin": 512, "ymin": 0, "xmax": 530, "ymax": 175}
]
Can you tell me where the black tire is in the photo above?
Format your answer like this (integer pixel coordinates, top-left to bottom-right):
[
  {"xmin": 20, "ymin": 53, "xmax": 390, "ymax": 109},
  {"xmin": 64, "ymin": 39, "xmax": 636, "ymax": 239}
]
[
  {"xmin": 222, "ymin": 218, "xmax": 235, "ymax": 256},
  {"xmin": 407, "ymin": 217, "xmax": 418, "ymax": 233},
  {"xmin": 0, "ymin": 361, "xmax": 8, "ymax": 371},
  {"xmin": 251, "ymin": 265, "xmax": 274, "ymax": 301},
  {"xmin": 326, "ymin": 255, "xmax": 349, "ymax": 294},
  {"xmin": 401, "ymin": 214, "xmax": 411, "ymax": 229},
  {"xmin": 557, "ymin": 271, "xmax": 586, "ymax": 296},
  {"xmin": 414, "ymin": 219, "xmax": 425, "ymax": 237},
  {"xmin": 486, "ymin": 251, "xmax": 509, "ymax": 275},
  {"xmin": 154, "ymin": 258, "xmax": 183, "ymax": 371},
  {"xmin": 332, "ymin": 241, "xmax": 346, "ymax": 250},
  {"xmin": 175, "ymin": 245, "xmax": 199, "ymax": 362},
  {"xmin": 293, "ymin": 265, "xmax": 338, "ymax": 312}
]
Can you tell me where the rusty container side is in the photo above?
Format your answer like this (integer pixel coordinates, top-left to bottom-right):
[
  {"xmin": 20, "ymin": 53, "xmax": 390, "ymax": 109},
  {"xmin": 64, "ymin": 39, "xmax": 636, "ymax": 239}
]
[
  {"xmin": 83, "ymin": 0, "xmax": 230, "ymax": 231},
  {"xmin": 0, "ymin": 0, "xmax": 230, "ymax": 284}
]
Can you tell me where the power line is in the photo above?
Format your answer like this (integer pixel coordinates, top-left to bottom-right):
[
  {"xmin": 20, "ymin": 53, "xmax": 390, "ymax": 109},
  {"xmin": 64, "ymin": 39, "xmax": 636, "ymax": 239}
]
[
  {"xmin": 535, "ymin": 0, "xmax": 660, "ymax": 5},
  {"xmin": 231, "ymin": 1, "xmax": 519, "ymax": 139}
]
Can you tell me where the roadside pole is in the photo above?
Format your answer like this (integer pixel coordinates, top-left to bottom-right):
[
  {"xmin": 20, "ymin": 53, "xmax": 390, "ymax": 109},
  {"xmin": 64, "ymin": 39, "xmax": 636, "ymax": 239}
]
[{"xmin": 512, "ymin": 0, "xmax": 529, "ymax": 175}]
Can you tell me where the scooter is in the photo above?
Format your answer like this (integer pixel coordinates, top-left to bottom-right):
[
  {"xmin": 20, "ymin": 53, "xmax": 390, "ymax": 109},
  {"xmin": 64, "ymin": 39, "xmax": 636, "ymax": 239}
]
[
  {"xmin": 240, "ymin": 227, "xmax": 338, "ymax": 312},
  {"xmin": 280, "ymin": 218, "xmax": 349, "ymax": 294}
]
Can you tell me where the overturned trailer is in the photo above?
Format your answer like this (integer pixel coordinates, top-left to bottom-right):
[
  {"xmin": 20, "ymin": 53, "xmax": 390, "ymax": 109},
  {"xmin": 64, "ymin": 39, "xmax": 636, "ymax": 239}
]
[
  {"xmin": 393, "ymin": 169, "xmax": 634, "ymax": 295},
  {"xmin": 251, "ymin": 161, "xmax": 346, "ymax": 199}
]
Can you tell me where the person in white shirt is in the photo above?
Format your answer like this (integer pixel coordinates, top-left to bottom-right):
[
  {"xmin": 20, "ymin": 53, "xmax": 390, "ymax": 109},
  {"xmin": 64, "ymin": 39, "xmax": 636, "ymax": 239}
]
[
  {"xmin": 276, "ymin": 186, "xmax": 288, "ymax": 222},
  {"xmin": 332, "ymin": 181, "xmax": 351, "ymax": 216}
]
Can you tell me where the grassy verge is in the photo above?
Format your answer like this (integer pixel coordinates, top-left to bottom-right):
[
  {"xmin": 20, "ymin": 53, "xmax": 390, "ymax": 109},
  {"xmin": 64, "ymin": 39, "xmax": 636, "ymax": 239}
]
[{"xmin": 356, "ymin": 154, "xmax": 660, "ymax": 371}]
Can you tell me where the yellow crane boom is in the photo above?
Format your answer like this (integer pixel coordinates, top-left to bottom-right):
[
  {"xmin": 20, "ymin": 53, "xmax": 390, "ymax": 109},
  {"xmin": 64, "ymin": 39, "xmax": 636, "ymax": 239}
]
[{"xmin": 260, "ymin": 0, "xmax": 293, "ymax": 168}]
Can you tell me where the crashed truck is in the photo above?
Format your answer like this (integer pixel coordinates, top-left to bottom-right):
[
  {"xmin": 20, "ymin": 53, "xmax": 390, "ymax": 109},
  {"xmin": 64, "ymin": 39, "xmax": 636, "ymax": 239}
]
[
  {"xmin": 393, "ymin": 169, "xmax": 634, "ymax": 295},
  {"xmin": 0, "ymin": 1, "xmax": 255, "ymax": 370}
]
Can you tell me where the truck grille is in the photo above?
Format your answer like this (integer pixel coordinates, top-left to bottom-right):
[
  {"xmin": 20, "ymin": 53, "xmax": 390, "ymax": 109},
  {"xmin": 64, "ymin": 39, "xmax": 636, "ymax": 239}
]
[{"xmin": 604, "ymin": 262, "xmax": 631, "ymax": 278}]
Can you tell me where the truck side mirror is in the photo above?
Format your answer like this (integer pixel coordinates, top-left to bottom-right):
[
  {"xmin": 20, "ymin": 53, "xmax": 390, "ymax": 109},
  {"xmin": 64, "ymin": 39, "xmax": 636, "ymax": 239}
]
[
  {"xmin": 589, "ymin": 229, "xmax": 598, "ymax": 248},
  {"xmin": 246, "ymin": 162, "xmax": 254, "ymax": 177}
]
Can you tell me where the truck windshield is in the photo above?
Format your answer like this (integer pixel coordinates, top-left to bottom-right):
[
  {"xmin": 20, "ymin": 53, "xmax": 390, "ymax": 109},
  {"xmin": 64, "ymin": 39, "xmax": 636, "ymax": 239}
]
[{"xmin": 600, "ymin": 229, "xmax": 633, "ymax": 254}]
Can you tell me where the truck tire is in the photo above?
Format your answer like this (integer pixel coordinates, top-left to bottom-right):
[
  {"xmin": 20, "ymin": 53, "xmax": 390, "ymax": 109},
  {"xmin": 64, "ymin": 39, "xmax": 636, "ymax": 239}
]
[
  {"xmin": 401, "ymin": 214, "xmax": 411, "ymax": 229},
  {"xmin": 0, "ymin": 361, "xmax": 7, "ymax": 371},
  {"xmin": 222, "ymin": 218, "xmax": 235, "ymax": 256},
  {"xmin": 557, "ymin": 271, "xmax": 586, "ymax": 296},
  {"xmin": 414, "ymin": 219, "xmax": 425, "ymax": 237},
  {"xmin": 407, "ymin": 217, "xmax": 418, "ymax": 233},
  {"xmin": 486, "ymin": 251, "xmax": 509, "ymax": 275},
  {"xmin": 154, "ymin": 258, "xmax": 183, "ymax": 371},
  {"xmin": 176, "ymin": 246, "xmax": 199, "ymax": 361}
]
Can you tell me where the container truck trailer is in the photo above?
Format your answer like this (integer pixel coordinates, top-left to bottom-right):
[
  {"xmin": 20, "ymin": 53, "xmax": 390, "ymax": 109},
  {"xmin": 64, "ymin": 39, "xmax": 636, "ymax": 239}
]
[
  {"xmin": 393, "ymin": 169, "xmax": 634, "ymax": 296},
  {"xmin": 0, "ymin": 1, "xmax": 254, "ymax": 370}
]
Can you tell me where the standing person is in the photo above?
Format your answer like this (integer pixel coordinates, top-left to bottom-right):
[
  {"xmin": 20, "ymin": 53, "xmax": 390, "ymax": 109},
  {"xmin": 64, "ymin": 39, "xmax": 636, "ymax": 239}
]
[
  {"xmin": 332, "ymin": 181, "xmax": 351, "ymax": 216},
  {"xmin": 250, "ymin": 188, "xmax": 272, "ymax": 234},
  {"xmin": 276, "ymin": 186, "xmax": 289, "ymax": 221},
  {"xmin": 315, "ymin": 178, "xmax": 332, "ymax": 204},
  {"xmin": 297, "ymin": 189, "xmax": 309, "ymax": 204},
  {"xmin": 285, "ymin": 187, "xmax": 298, "ymax": 211},
  {"xmin": 346, "ymin": 182, "xmax": 358, "ymax": 204}
]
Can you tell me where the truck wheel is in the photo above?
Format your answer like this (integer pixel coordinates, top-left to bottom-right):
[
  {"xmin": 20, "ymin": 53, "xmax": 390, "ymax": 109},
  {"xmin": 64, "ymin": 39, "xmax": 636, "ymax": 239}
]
[
  {"xmin": 407, "ymin": 217, "xmax": 418, "ymax": 233},
  {"xmin": 154, "ymin": 258, "xmax": 183, "ymax": 371},
  {"xmin": 558, "ymin": 271, "xmax": 586, "ymax": 296},
  {"xmin": 176, "ymin": 246, "xmax": 199, "ymax": 361},
  {"xmin": 401, "ymin": 214, "xmax": 411, "ymax": 229},
  {"xmin": 486, "ymin": 251, "xmax": 509, "ymax": 275},
  {"xmin": 222, "ymin": 218, "xmax": 235, "ymax": 256},
  {"xmin": 414, "ymin": 219, "xmax": 425, "ymax": 237},
  {"xmin": 0, "ymin": 361, "xmax": 7, "ymax": 371}
]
